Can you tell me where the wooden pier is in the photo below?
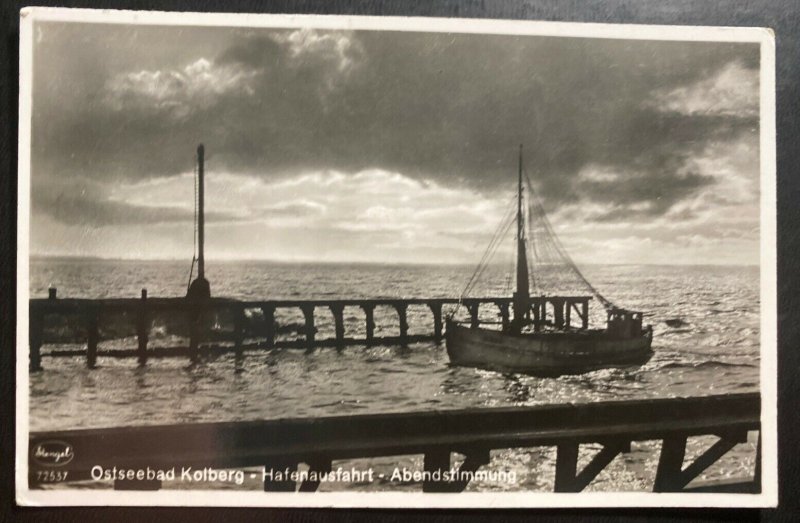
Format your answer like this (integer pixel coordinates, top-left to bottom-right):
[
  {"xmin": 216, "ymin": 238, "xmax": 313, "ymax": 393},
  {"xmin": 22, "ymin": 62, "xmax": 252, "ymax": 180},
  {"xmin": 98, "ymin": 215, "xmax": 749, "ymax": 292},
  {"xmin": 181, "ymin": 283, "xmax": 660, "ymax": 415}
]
[
  {"xmin": 28, "ymin": 392, "xmax": 761, "ymax": 493},
  {"xmin": 28, "ymin": 289, "xmax": 592, "ymax": 370}
]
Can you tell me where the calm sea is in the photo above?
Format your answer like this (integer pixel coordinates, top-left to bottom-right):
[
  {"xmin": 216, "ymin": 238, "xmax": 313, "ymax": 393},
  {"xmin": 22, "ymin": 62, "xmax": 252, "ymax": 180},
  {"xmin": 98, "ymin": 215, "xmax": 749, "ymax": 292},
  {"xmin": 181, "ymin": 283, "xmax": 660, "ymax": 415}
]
[{"xmin": 28, "ymin": 258, "xmax": 760, "ymax": 492}]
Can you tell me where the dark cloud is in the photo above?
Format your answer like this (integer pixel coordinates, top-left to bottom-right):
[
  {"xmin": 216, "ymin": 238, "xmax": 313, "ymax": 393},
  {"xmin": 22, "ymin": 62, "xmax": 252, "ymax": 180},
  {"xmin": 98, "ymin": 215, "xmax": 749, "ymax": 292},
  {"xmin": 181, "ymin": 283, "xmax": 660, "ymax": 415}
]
[
  {"xmin": 32, "ymin": 182, "xmax": 236, "ymax": 226},
  {"xmin": 30, "ymin": 22, "xmax": 760, "ymax": 228}
]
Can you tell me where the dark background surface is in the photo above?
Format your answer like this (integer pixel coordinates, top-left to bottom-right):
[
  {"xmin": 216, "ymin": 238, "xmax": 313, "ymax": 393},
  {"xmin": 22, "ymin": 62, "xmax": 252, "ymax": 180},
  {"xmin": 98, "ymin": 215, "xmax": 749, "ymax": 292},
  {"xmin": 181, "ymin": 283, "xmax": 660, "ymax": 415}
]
[{"xmin": 1, "ymin": 1, "xmax": 797, "ymax": 521}]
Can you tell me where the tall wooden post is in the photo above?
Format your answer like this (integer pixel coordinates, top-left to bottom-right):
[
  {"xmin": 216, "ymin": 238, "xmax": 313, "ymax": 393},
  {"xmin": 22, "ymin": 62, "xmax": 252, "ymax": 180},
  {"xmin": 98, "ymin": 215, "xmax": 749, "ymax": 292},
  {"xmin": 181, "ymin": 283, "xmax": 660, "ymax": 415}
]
[
  {"xmin": 362, "ymin": 304, "xmax": 375, "ymax": 346},
  {"xmin": 187, "ymin": 144, "xmax": 211, "ymax": 300},
  {"xmin": 136, "ymin": 289, "xmax": 149, "ymax": 366},
  {"xmin": 429, "ymin": 302, "xmax": 443, "ymax": 343}
]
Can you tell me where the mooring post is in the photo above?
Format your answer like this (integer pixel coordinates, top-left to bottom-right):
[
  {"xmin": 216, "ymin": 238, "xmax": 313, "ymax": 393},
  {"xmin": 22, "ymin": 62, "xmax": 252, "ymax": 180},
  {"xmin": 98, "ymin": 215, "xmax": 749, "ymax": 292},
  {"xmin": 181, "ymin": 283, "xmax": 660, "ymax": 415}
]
[
  {"xmin": 29, "ymin": 307, "xmax": 43, "ymax": 372},
  {"xmin": 466, "ymin": 301, "xmax": 480, "ymax": 329},
  {"xmin": 362, "ymin": 304, "xmax": 375, "ymax": 346},
  {"xmin": 429, "ymin": 302, "xmax": 443, "ymax": 343},
  {"xmin": 394, "ymin": 303, "xmax": 409, "ymax": 346},
  {"xmin": 86, "ymin": 309, "xmax": 99, "ymax": 369},
  {"xmin": 136, "ymin": 289, "xmax": 149, "ymax": 366},
  {"xmin": 496, "ymin": 302, "xmax": 510, "ymax": 332},
  {"xmin": 301, "ymin": 305, "xmax": 315, "ymax": 351},
  {"xmin": 261, "ymin": 305, "xmax": 275, "ymax": 349},
  {"xmin": 329, "ymin": 304, "xmax": 346, "ymax": 349},
  {"xmin": 48, "ymin": 287, "xmax": 57, "ymax": 300}
]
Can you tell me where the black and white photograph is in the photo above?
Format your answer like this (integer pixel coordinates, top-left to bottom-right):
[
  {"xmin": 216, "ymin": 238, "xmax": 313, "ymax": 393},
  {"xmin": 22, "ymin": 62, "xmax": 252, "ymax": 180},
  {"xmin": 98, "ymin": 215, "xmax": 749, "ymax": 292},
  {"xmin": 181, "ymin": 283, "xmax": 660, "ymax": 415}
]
[{"xmin": 16, "ymin": 8, "xmax": 777, "ymax": 508}]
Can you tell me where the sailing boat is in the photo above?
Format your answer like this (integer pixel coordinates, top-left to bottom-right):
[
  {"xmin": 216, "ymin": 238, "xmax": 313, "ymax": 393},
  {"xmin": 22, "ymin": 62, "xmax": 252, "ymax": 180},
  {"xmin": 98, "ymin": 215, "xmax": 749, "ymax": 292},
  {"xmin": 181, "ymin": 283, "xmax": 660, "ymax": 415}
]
[{"xmin": 445, "ymin": 146, "xmax": 653, "ymax": 376}]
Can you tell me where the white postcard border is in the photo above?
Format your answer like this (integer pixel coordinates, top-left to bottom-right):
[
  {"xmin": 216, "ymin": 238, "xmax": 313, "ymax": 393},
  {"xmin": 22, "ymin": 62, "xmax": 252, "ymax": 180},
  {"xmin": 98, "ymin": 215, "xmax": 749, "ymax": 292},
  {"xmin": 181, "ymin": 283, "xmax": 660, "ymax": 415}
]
[{"xmin": 15, "ymin": 7, "xmax": 778, "ymax": 508}]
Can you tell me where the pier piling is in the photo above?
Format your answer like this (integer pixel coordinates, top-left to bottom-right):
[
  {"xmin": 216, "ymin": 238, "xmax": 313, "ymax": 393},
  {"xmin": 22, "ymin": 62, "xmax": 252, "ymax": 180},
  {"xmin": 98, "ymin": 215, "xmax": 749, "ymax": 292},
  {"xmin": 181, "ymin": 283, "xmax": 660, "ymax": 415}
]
[
  {"xmin": 86, "ymin": 311, "xmax": 99, "ymax": 369},
  {"xmin": 429, "ymin": 303, "xmax": 443, "ymax": 343},
  {"xmin": 329, "ymin": 304, "xmax": 346, "ymax": 349},
  {"xmin": 395, "ymin": 303, "xmax": 409, "ymax": 346},
  {"xmin": 234, "ymin": 305, "xmax": 246, "ymax": 358},
  {"xmin": 497, "ymin": 302, "xmax": 510, "ymax": 331},
  {"xmin": 28, "ymin": 295, "xmax": 598, "ymax": 360},
  {"xmin": 261, "ymin": 305, "xmax": 276, "ymax": 350},
  {"xmin": 363, "ymin": 304, "xmax": 376, "ymax": 346},
  {"xmin": 136, "ymin": 289, "xmax": 149, "ymax": 366},
  {"xmin": 301, "ymin": 305, "xmax": 315, "ymax": 351},
  {"xmin": 29, "ymin": 309, "xmax": 43, "ymax": 372}
]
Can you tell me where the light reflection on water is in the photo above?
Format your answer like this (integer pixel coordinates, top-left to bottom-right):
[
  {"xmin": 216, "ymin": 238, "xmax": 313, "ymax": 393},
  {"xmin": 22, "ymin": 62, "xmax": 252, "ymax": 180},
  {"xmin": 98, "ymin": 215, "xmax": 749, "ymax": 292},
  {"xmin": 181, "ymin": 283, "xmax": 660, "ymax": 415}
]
[{"xmin": 29, "ymin": 259, "xmax": 760, "ymax": 491}]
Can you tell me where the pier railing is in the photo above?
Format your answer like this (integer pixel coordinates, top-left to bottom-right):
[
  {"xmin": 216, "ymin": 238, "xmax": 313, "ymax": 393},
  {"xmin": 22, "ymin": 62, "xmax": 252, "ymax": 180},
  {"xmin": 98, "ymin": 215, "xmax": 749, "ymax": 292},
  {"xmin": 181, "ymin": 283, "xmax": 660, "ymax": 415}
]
[
  {"xmin": 28, "ymin": 392, "xmax": 761, "ymax": 493},
  {"xmin": 28, "ymin": 290, "xmax": 592, "ymax": 370}
]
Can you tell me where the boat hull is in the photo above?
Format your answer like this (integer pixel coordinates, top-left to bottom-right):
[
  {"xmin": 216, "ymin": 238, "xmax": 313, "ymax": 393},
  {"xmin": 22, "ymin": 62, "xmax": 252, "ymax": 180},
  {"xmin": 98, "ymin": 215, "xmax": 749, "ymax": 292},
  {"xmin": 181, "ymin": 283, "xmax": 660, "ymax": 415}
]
[{"xmin": 445, "ymin": 322, "xmax": 653, "ymax": 376}]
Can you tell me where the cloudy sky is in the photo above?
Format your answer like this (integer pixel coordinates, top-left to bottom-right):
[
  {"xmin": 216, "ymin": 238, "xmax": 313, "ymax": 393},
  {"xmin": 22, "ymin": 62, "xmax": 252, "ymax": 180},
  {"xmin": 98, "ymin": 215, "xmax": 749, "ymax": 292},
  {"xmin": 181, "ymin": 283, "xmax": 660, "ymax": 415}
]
[{"xmin": 29, "ymin": 21, "xmax": 761, "ymax": 265}]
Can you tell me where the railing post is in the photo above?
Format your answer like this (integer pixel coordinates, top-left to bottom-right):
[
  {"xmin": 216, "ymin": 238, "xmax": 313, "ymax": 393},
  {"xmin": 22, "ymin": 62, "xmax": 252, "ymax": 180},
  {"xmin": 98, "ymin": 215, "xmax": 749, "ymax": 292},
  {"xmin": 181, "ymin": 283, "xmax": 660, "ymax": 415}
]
[
  {"xmin": 86, "ymin": 309, "xmax": 99, "ymax": 369},
  {"xmin": 301, "ymin": 305, "xmax": 315, "ymax": 351},
  {"xmin": 395, "ymin": 303, "xmax": 408, "ymax": 346},
  {"xmin": 29, "ymin": 307, "xmax": 43, "ymax": 372},
  {"xmin": 137, "ymin": 289, "xmax": 148, "ymax": 366},
  {"xmin": 363, "ymin": 304, "xmax": 375, "ymax": 346},
  {"xmin": 261, "ymin": 305, "xmax": 275, "ymax": 349},
  {"xmin": 429, "ymin": 302, "xmax": 443, "ymax": 343},
  {"xmin": 422, "ymin": 449, "xmax": 451, "ymax": 493},
  {"xmin": 653, "ymin": 436, "xmax": 687, "ymax": 492},
  {"xmin": 329, "ymin": 304, "xmax": 345, "ymax": 349},
  {"xmin": 263, "ymin": 459, "xmax": 298, "ymax": 492},
  {"xmin": 554, "ymin": 442, "xmax": 580, "ymax": 492}
]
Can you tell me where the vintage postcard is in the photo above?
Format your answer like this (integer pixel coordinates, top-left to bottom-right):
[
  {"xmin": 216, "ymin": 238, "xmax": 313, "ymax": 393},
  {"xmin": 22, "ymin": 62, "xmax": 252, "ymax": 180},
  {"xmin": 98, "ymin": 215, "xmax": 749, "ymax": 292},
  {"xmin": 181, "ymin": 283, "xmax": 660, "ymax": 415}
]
[{"xmin": 16, "ymin": 7, "xmax": 777, "ymax": 508}]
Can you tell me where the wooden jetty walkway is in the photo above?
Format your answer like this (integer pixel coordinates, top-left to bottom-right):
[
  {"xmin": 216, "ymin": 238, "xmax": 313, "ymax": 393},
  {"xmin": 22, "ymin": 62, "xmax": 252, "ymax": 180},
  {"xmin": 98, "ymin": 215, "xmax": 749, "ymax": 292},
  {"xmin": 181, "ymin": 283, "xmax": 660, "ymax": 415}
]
[
  {"xmin": 28, "ymin": 392, "xmax": 761, "ymax": 493},
  {"xmin": 29, "ymin": 289, "xmax": 592, "ymax": 370}
]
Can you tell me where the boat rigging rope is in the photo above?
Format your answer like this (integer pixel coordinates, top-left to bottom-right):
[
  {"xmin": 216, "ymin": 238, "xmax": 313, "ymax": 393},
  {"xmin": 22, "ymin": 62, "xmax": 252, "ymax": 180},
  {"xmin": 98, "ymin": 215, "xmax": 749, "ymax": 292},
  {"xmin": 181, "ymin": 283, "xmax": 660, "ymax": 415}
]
[
  {"xmin": 447, "ymin": 195, "xmax": 516, "ymax": 320},
  {"xmin": 523, "ymin": 171, "xmax": 615, "ymax": 311}
]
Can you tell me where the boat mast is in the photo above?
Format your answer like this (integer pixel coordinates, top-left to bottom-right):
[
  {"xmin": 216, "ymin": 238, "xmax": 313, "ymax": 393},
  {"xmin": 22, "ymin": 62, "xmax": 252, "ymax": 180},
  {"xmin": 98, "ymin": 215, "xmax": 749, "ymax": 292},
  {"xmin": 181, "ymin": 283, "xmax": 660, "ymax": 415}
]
[
  {"xmin": 197, "ymin": 143, "xmax": 205, "ymax": 282},
  {"xmin": 513, "ymin": 144, "xmax": 530, "ymax": 332},
  {"xmin": 187, "ymin": 143, "xmax": 211, "ymax": 300}
]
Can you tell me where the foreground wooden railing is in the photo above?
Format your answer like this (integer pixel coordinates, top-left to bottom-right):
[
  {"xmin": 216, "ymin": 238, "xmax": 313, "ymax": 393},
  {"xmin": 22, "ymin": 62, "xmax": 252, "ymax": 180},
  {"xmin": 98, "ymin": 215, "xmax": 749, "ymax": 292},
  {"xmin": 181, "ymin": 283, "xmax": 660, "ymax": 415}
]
[
  {"xmin": 29, "ymin": 290, "xmax": 592, "ymax": 370},
  {"xmin": 28, "ymin": 392, "xmax": 760, "ymax": 493}
]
